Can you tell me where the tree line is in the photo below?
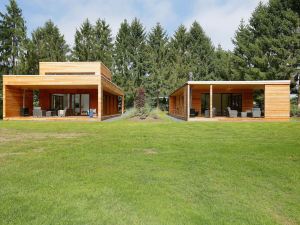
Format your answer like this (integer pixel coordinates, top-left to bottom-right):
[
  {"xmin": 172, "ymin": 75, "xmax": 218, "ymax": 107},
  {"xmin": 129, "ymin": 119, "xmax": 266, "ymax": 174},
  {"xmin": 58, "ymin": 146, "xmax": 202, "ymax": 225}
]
[{"xmin": 0, "ymin": 0, "xmax": 299, "ymax": 111}]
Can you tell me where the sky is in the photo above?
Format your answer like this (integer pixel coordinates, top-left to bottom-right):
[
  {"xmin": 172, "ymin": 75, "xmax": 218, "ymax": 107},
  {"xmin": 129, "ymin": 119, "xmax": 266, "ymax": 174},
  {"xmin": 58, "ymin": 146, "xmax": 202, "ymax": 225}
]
[{"xmin": 0, "ymin": 0, "xmax": 268, "ymax": 50}]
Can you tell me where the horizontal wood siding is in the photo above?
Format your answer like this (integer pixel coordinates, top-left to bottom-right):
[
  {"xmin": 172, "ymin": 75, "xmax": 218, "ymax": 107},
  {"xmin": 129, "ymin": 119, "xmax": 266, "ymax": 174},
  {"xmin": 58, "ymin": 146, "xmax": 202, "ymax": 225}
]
[
  {"xmin": 4, "ymin": 75, "xmax": 99, "ymax": 87},
  {"xmin": 4, "ymin": 87, "xmax": 33, "ymax": 117},
  {"xmin": 40, "ymin": 62, "xmax": 101, "ymax": 75},
  {"xmin": 265, "ymin": 84, "xmax": 290, "ymax": 118}
]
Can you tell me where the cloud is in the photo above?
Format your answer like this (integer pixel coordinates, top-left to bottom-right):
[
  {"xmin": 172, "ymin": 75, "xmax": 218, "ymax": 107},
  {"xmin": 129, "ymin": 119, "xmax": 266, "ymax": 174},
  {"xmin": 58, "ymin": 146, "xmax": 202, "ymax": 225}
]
[
  {"xmin": 184, "ymin": 0, "xmax": 268, "ymax": 50},
  {"xmin": 21, "ymin": 0, "xmax": 176, "ymax": 47}
]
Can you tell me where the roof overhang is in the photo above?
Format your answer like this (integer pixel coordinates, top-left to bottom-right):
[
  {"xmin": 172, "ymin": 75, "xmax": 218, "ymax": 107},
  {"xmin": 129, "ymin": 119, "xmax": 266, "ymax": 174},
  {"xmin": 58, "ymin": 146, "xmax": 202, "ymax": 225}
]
[
  {"xmin": 187, "ymin": 80, "xmax": 291, "ymax": 85},
  {"xmin": 169, "ymin": 80, "xmax": 291, "ymax": 96}
]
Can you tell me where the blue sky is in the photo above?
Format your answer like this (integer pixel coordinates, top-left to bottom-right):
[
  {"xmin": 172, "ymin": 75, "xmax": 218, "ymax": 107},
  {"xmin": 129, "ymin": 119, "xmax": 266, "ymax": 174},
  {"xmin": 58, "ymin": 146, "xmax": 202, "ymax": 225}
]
[{"xmin": 0, "ymin": 0, "xmax": 267, "ymax": 50}]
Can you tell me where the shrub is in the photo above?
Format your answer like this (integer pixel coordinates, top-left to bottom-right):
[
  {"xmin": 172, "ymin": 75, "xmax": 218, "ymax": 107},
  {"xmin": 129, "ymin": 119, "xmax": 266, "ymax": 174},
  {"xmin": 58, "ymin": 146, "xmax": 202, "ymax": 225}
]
[
  {"xmin": 291, "ymin": 104, "xmax": 300, "ymax": 117},
  {"xmin": 135, "ymin": 87, "xmax": 146, "ymax": 109}
]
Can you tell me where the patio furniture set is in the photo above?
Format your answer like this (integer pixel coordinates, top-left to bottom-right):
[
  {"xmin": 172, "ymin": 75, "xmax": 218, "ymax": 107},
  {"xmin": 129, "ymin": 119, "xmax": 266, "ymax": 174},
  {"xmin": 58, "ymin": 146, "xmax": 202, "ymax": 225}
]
[
  {"xmin": 32, "ymin": 107, "xmax": 96, "ymax": 118},
  {"xmin": 190, "ymin": 107, "xmax": 262, "ymax": 118}
]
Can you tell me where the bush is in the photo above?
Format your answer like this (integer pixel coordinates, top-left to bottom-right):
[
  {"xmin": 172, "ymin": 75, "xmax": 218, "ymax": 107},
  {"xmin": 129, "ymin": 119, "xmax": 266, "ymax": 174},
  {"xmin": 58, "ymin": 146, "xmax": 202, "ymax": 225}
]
[
  {"xmin": 124, "ymin": 105, "xmax": 153, "ymax": 120},
  {"xmin": 291, "ymin": 104, "xmax": 300, "ymax": 117},
  {"xmin": 135, "ymin": 87, "xmax": 146, "ymax": 109}
]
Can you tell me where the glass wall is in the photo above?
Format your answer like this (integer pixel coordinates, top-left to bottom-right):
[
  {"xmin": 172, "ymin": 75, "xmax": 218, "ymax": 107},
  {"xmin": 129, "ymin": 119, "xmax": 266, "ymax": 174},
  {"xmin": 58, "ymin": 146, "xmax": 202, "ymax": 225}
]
[
  {"xmin": 201, "ymin": 93, "xmax": 242, "ymax": 116},
  {"xmin": 51, "ymin": 93, "xmax": 90, "ymax": 116}
]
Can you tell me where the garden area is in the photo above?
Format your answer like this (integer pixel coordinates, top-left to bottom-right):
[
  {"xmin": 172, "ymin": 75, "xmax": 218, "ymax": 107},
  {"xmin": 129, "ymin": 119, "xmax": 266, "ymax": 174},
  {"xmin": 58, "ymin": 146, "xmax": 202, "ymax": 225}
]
[{"xmin": 0, "ymin": 119, "xmax": 299, "ymax": 225}]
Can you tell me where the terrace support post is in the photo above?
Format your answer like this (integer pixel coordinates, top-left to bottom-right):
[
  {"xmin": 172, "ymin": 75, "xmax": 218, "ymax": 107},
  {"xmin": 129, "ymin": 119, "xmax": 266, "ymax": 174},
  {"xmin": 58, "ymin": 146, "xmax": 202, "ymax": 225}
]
[
  {"xmin": 187, "ymin": 84, "xmax": 190, "ymax": 121},
  {"xmin": 3, "ymin": 85, "xmax": 6, "ymax": 119},
  {"xmin": 98, "ymin": 78, "xmax": 102, "ymax": 121},
  {"xmin": 22, "ymin": 89, "xmax": 26, "ymax": 108},
  {"xmin": 210, "ymin": 85, "xmax": 213, "ymax": 118},
  {"xmin": 121, "ymin": 95, "xmax": 125, "ymax": 114}
]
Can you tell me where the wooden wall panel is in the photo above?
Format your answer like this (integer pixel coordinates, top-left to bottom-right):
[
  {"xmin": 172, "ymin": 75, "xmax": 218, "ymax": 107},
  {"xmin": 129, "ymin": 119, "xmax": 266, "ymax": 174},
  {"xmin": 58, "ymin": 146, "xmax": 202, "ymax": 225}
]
[
  {"xmin": 191, "ymin": 90, "xmax": 201, "ymax": 114},
  {"xmin": 39, "ymin": 90, "xmax": 51, "ymax": 110},
  {"xmin": 4, "ymin": 75, "xmax": 99, "ymax": 87},
  {"xmin": 265, "ymin": 85, "xmax": 290, "ymax": 118},
  {"xmin": 102, "ymin": 92, "xmax": 119, "ymax": 116},
  {"xmin": 5, "ymin": 87, "xmax": 23, "ymax": 117},
  {"xmin": 169, "ymin": 85, "xmax": 187, "ymax": 119},
  {"xmin": 242, "ymin": 90, "xmax": 253, "ymax": 112},
  {"xmin": 40, "ymin": 62, "xmax": 101, "ymax": 75},
  {"xmin": 169, "ymin": 96, "xmax": 175, "ymax": 114},
  {"xmin": 26, "ymin": 90, "xmax": 33, "ymax": 116},
  {"xmin": 100, "ymin": 64, "xmax": 112, "ymax": 81}
]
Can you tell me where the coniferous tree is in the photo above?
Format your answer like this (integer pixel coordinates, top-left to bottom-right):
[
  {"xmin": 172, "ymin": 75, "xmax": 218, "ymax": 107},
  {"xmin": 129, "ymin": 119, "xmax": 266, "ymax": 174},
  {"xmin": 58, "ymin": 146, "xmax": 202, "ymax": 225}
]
[
  {"xmin": 169, "ymin": 25, "xmax": 191, "ymax": 88},
  {"xmin": 19, "ymin": 20, "xmax": 69, "ymax": 74},
  {"xmin": 188, "ymin": 21, "xmax": 215, "ymax": 80},
  {"xmin": 113, "ymin": 18, "xmax": 147, "ymax": 107},
  {"xmin": 129, "ymin": 18, "xmax": 147, "ymax": 89},
  {"xmin": 232, "ymin": 0, "xmax": 300, "ymax": 80},
  {"xmin": 94, "ymin": 19, "xmax": 113, "ymax": 68},
  {"xmin": 231, "ymin": 20, "xmax": 254, "ymax": 80},
  {"xmin": 146, "ymin": 23, "xmax": 169, "ymax": 108},
  {"xmin": 113, "ymin": 19, "xmax": 133, "ymax": 106},
  {"xmin": 0, "ymin": 0, "xmax": 27, "ymax": 74},
  {"xmin": 214, "ymin": 45, "xmax": 234, "ymax": 80},
  {"xmin": 72, "ymin": 19, "xmax": 95, "ymax": 61}
]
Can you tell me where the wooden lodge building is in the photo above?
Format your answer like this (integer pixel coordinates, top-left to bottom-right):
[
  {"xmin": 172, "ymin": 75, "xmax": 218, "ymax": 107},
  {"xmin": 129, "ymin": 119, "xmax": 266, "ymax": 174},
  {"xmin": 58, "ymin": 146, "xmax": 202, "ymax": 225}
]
[
  {"xmin": 2, "ymin": 62, "xmax": 124, "ymax": 121},
  {"xmin": 169, "ymin": 80, "xmax": 291, "ymax": 121}
]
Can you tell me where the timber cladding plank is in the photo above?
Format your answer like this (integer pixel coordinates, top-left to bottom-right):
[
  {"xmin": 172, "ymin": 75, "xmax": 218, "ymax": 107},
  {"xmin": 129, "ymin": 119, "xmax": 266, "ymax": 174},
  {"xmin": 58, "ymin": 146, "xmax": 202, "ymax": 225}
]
[
  {"xmin": 265, "ymin": 84, "xmax": 290, "ymax": 118},
  {"xmin": 4, "ymin": 87, "xmax": 33, "ymax": 117},
  {"xmin": 39, "ymin": 62, "xmax": 101, "ymax": 75},
  {"xmin": 3, "ymin": 75, "xmax": 99, "ymax": 87},
  {"xmin": 39, "ymin": 62, "xmax": 112, "ymax": 81}
]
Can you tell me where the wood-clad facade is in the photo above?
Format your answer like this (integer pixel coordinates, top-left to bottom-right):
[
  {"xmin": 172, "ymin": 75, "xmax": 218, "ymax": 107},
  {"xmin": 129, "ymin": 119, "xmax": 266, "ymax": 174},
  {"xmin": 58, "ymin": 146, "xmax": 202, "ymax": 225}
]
[
  {"xmin": 2, "ymin": 62, "xmax": 124, "ymax": 121},
  {"xmin": 169, "ymin": 81, "xmax": 290, "ymax": 121}
]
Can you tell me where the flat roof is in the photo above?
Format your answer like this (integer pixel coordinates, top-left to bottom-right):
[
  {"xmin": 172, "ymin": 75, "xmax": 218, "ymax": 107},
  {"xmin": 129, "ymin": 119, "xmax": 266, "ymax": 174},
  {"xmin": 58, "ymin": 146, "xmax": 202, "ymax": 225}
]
[
  {"xmin": 187, "ymin": 80, "xmax": 290, "ymax": 85},
  {"xmin": 169, "ymin": 80, "xmax": 290, "ymax": 96}
]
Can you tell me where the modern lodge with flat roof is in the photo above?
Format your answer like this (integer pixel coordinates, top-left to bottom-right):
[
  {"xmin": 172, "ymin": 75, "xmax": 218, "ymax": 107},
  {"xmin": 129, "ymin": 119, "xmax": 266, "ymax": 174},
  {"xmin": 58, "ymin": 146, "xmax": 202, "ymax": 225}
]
[
  {"xmin": 2, "ymin": 62, "xmax": 124, "ymax": 121},
  {"xmin": 169, "ymin": 80, "xmax": 291, "ymax": 121}
]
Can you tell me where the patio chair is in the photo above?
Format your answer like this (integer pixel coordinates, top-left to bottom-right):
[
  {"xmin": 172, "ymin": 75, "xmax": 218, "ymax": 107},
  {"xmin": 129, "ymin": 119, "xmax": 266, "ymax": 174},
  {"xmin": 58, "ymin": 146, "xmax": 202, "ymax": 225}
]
[
  {"xmin": 58, "ymin": 107, "xmax": 68, "ymax": 117},
  {"xmin": 227, "ymin": 107, "xmax": 238, "ymax": 118},
  {"xmin": 33, "ymin": 107, "xmax": 46, "ymax": 117},
  {"xmin": 190, "ymin": 108, "xmax": 199, "ymax": 117},
  {"xmin": 204, "ymin": 107, "xmax": 216, "ymax": 118},
  {"xmin": 252, "ymin": 108, "xmax": 261, "ymax": 118}
]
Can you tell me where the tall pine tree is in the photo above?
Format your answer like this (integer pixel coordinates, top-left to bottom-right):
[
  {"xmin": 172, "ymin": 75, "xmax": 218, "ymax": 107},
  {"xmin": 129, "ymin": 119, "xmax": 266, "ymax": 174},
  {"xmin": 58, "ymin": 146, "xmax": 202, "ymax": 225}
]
[
  {"xmin": 113, "ymin": 18, "xmax": 147, "ymax": 107},
  {"xmin": 232, "ymin": 0, "xmax": 300, "ymax": 80},
  {"xmin": 214, "ymin": 45, "xmax": 234, "ymax": 80},
  {"xmin": 94, "ymin": 19, "xmax": 113, "ymax": 68},
  {"xmin": 169, "ymin": 25, "xmax": 191, "ymax": 88},
  {"xmin": 72, "ymin": 19, "xmax": 95, "ymax": 61},
  {"xmin": 188, "ymin": 21, "xmax": 215, "ymax": 81},
  {"xmin": 129, "ymin": 18, "xmax": 147, "ymax": 89},
  {"xmin": 0, "ymin": 0, "xmax": 27, "ymax": 74},
  {"xmin": 145, "ymin": 23, "xmax": 169, "ymax": 108},
  {"xmin": 19, "ymin": 20, "xmax": 69, "ymax": 74},
  {"xmin": 113, "ymin": 19, "xmax": 132, "ymax": 104},
  {"xmin": 72, "ymin": 19, "xmax": 113, "ymax": 66}
]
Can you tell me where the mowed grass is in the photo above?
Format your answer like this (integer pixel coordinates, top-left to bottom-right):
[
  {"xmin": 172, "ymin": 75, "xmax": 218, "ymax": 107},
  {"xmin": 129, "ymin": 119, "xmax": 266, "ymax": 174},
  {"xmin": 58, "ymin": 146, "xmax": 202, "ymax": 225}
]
[{"xmin": 0, "ymin": 119, "xmax": 299, "ymax": 225}]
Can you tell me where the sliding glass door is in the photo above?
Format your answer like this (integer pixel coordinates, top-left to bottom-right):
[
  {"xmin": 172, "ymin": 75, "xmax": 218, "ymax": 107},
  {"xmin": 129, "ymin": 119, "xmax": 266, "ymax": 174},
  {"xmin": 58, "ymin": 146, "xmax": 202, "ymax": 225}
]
[
  {"xmin": 70, "ymin": 94, "xmax": 90, "ymax": 116},
  {"xmin": 201, "ymin": 93, "xmax": 242, "ymax": 116}
]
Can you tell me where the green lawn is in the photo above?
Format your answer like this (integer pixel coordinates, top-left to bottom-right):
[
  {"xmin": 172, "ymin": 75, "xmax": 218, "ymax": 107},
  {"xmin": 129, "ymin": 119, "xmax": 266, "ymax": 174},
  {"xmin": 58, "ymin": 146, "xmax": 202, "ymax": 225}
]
[{"xmin": 0, "ymin": 119, "xmax": 299, "ymax": 225}]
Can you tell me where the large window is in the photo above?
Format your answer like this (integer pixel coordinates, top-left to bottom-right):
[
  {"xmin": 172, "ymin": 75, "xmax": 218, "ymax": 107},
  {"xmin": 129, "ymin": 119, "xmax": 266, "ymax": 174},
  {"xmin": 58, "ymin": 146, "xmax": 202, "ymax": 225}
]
[
  {"xmin": 201, "ymin": 93, "xmax": 242, "ymax": 116},
  {"xmin": 70, "ymin": 94, "xmax": 90, "ymax": 116},
  {"xmin": 51, "ymin": 93, "xmax": 90, "ymax": 116}
]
